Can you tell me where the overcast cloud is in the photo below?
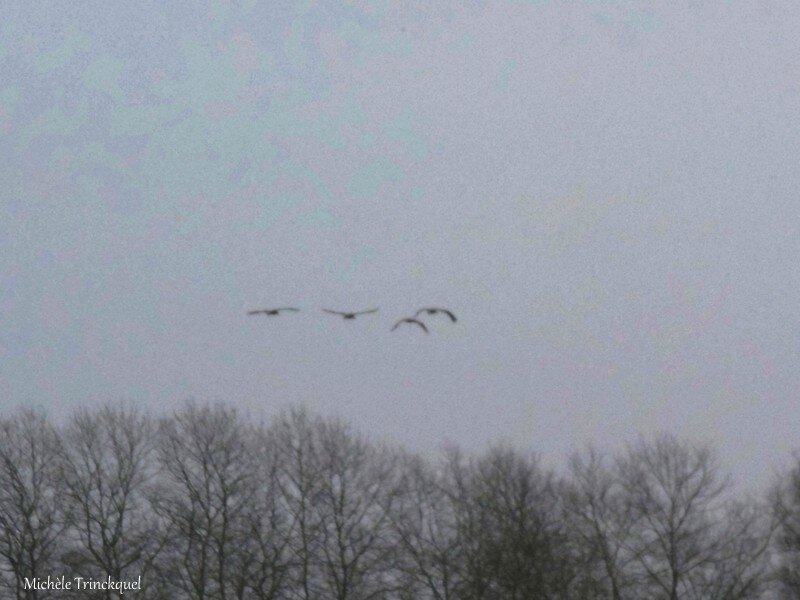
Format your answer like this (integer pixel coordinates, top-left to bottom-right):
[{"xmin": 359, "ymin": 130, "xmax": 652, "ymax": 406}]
[{"xmin": 1, "ymin": 1, "xmax": 799, "ymax": 488}]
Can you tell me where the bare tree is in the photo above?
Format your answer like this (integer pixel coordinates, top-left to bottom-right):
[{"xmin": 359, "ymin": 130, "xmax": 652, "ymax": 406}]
[
  {"xmin": 613, "ymin": 434, "xmax": 772, "ymax": 600},
  {"xmin": 421, "ymin": 446, "xmax": 579, "ymax": 600},
  {"xmin": 313, "ymin": 417, "xmax": 402, "ymax": 600},
  {"xmin": 273, "ymin": 408, "xmax": 403, "ymax": 600},
  {"xmin": 0, "ymin": 410, "xmax": 65, "ymax": 600},
  {"xmin": 773, "ymin": 453, "xmax": 800, "ymax": 598},
  {"xmin": 238, "ymin": 423, "xmax": 294, "ymax": 600},
  {"xmin": 272, "ymin": 407, "xmax": 325, "ymax": 600},
  {"xmin": 567, "ymin": 447, "xmax": 647, "ymax": 599},
  {"xmin": 153, "ymin": 402, "xmax": 265, "ymax": 599},
  {"xmin": 391, "ymin": 454, "xmax": 464, "ymax": 600},
  {"xmin": 58, "ymin": 406, "xmax": 162, "ymax": 599},
  {"xmin": 0, "ymin": 403, "xmax": 785, "ymax": 600}
]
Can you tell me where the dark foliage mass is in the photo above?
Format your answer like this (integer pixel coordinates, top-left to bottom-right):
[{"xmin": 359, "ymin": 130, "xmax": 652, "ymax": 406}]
[{"xmin": 0, "ymin": 402, "xmax": 796, "ymax": 599}]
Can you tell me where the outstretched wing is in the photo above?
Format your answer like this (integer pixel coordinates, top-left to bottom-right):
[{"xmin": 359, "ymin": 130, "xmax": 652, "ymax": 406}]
[
  {"xmin": 415, "ymin": 307, "xmax": 457, "ymax": 322},
  {"xmin": 408, "ymin": 318, "xmax": 429, "ymax": 333},
  {"xmin": 353, "ymin": 308, "xmax": 379, "ymax": 316},
  {"xmin": 247, "ymin": 310, "xmax": 267, "ymax": 315},
  {"xmin": 277, "ymin": 307, "xmax": 300, "ymax": 312},
  {"xmin": 323, "ymin": 309, "xmax": 346, "ymax": 315},
  {"xmin": 439, "ymin": 309, "xmax": 457, "ymax": 322},
  {"xmin": 392, "ymin": 318, "xmax": 428, "ymax": 333}
]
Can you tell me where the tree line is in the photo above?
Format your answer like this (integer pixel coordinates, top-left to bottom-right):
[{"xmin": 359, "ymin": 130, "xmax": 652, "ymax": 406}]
[{"xmin": 0, "ymin": 403, "xmax": 799, "ymax": 599}]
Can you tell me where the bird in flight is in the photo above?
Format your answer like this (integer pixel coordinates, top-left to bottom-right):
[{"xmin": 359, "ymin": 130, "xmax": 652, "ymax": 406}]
[
  {"xmin": 414, "ymin": 307, "xmax": 457, "ymax": 323},
  {"xmin": 323, "ymin": 308, "xmax": 379, "ymax": 320},
  {"xmin": 391, "ymin": 318, "xmax": 429, "ymax": 334},
  {"xmin": 248, "ymin": 307, "xmax": 300, "ymax": 316}
]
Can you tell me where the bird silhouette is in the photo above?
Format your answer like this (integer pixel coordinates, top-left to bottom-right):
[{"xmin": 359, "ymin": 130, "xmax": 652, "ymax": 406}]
[
  {"xmin": 391, "ymin": 318, "xmax": 429, "ymax": 334},
  {"xmin": 323, "ymin": 308, "xmax": 379, "ymax": 320},
  {"xmin": 414, "ymin": 307, "xmax": 457, "ymax": 323},
  {"xmin": 247, "ymin": 307, "xmax": 300, "ymax": 316}
]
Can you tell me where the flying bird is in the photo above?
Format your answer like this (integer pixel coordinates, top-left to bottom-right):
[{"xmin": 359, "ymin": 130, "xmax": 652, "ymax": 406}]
[
  {"xmin": 391, "ymin": 318, "xmax": 429, "ymax": 334},
  {"xmin": 247, "ymin": 307, "xmax": 300, "ymax": 316},
  {"xmin": 323, "ymin": 308, "xmax": 379, "ymax": 320},
  {"xmin": 414, "ymin": 307, "xmax": 457, "ymax": 323}
]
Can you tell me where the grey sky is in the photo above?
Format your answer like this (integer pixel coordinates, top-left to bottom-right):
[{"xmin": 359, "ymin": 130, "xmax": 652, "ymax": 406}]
[{"xmin": 1, "ymin": 1, "xmax": 799, "ymax": 488}]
